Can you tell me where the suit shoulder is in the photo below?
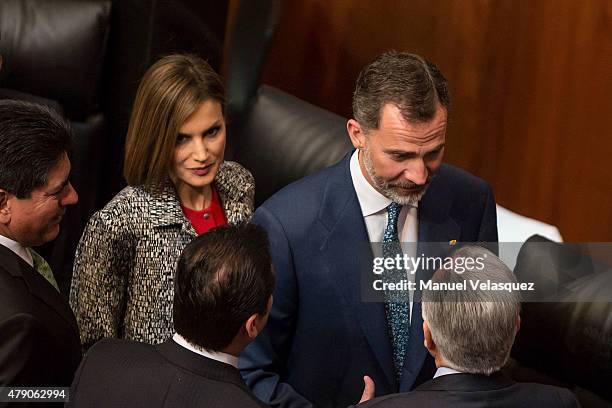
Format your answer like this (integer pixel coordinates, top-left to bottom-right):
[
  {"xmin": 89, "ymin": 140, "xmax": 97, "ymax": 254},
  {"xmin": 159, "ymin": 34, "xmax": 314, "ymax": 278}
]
[
  {"xmin": 517, "ymin": 382, "xmax": 579, "ymax": 406},
  {"xmin": 0, "ymin": 312, "xmax": 45, "ymax": 333},
  {"xmin": 89, "ymin": 186, "xmax": 150, "ymax": 226},
  {"xmin": 259, "ymin": 157, "xmax": 345, "ymax": 211},
  {"xmin": 87, "ymin": 337, "xmax": 154, "ymax": 353},
  {"xmin": 216, "ymin": 161, "xmax": 255, "ymax": 204},
  {"xmin": 219, "ymin": 160, "xmax": 254, "ymax": 184},
  {"xmin": 436, "ymin": 163, "xmax": 492, "ymax": 192},
  {"xmin": 84, "ymin": 338, "xmax": 158, "ymax": 365},
  {"xmin": 99, "ymin": 185, "xmax": 151, "ymax": 212}
]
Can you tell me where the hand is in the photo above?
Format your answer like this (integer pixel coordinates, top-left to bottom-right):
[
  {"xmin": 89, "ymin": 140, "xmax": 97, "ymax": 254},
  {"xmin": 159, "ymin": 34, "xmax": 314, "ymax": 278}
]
[{"xmin": 358, "ymin": 375, "xmax": 375, "ymax": 403}]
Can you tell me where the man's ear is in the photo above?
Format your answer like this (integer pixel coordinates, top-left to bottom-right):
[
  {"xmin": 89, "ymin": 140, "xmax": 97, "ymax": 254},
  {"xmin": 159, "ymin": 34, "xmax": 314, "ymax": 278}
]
[
  {"xmin": 347, "ymin": 119, "xmax": 366, "ymax": 150},
  {"xmin": 423, "ymin": 320, "xmax": 435, "ymax": 353},
  {"xmin": 244, "ymin": 296, "xmax": 273, "ymax": 340},
  {"xmin": 245, "ymin": 313, "xmax": 260, "ymax": 339},
  {"xmin": 0, "ymin": 189, "xmax": 11, "ymax": 223}
]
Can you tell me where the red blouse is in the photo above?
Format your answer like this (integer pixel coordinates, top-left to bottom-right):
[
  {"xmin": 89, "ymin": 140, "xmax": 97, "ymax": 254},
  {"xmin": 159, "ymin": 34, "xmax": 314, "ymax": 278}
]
[{"xmin": 180, "ymin": 186, "xmax": 227, "ymax": 235}]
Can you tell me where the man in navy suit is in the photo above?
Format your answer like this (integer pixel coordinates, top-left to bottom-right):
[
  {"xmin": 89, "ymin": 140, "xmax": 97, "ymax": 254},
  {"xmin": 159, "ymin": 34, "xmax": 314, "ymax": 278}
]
[{"xmin": 239, "ymin": 51, "xmax": 498, "ymax": 408}]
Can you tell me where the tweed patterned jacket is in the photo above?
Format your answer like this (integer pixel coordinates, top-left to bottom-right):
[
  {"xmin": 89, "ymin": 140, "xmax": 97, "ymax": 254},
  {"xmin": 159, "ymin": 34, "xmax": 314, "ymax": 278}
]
[{"xmin": 69, "ymin": 161, "xmax": 254, "ymax": 349}]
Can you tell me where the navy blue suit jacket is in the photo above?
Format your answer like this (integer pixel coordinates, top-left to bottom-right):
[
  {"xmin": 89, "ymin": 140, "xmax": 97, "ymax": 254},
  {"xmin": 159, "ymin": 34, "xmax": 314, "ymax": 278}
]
[{"xmin": 239, "ymin": 153, "xmax": 498, "ymax": 408}]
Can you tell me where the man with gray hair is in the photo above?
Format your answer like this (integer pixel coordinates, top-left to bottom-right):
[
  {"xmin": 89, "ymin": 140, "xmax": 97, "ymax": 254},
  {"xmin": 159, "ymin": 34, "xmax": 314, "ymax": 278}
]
[{"xmin": 357, "ymin": 246, "xmax": 579, "ymax": 407}]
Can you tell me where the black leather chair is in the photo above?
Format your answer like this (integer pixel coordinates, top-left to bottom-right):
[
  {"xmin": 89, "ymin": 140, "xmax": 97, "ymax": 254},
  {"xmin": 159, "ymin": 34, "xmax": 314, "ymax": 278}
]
[
  {"xmin": 224, "ymin": 0, "xmax": 281, "ymax": 159},
  {"xmin": 233, "ymin": 85, "xmax": 352, "ymax": 206},
  {"xmin": 510, "ymin": 235, "xmax": 612, "ymax": 406},
  {"xmin": 101, "ymin": 0, "xmax": 229, "ymax": 202},
  {"xmin": 0, "ymin": 0, "xmax": 111, "ymax": 295}
]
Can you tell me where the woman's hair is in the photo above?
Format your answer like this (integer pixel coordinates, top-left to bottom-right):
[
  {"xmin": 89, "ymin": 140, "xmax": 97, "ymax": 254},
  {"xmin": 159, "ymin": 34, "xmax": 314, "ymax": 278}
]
[{"xmin": 123, "ymin": 54, "xmax": 226, "ymax": 186}]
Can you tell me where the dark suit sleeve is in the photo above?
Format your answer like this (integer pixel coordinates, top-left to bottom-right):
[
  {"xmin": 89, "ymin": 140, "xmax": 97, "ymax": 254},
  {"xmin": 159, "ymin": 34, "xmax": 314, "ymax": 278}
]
[
  {"xmin": 0, "ymin": 313, "xmax": 53, "ymax": 386},
  {"xmin": 239, "ymin": 206, "xmax": 313, "ymax": 408}
]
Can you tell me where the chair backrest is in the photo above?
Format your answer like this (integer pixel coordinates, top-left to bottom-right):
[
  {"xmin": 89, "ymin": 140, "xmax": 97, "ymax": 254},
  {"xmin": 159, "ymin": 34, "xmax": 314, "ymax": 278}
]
[
  {"xmin": 0, "ymin": 0, "xmax": 111, "ymax": 120},
  {"xmin": 233, "ymin": 85, "xmax": 352, "ymax": 206},
  {"xmin": 224, "ymin": 0, "xmax": 282, "ymax": 158},
  {"xmin": 100, "ymin": 0, "xmax": 229, "ymax": 202},
  {"xmin": 511, "ymin": 235, "xmax": 612, "ymax": 402}
]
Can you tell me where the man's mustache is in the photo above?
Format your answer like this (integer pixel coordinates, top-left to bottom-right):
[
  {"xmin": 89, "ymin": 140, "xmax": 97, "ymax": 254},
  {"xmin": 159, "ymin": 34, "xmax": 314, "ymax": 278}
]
[{"xmin": 389, "ymin": 175, "xmax": 435, "ymax": 190}]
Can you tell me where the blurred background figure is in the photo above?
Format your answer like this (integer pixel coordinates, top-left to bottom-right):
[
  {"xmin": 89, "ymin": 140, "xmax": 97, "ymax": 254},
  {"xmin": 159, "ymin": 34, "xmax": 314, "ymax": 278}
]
[
  {"xmin": 357, "ymin": 246, "xmax": 579, "ymax": 407},
  {"xmin": 67, "ymin": 224, "xmax": 274, "ymax": 408},
  {"xmin": 70, "ymin": 54, "xmax": 254, "ymax": 350},
  {"xmin": 0, "ymin": 101, "xmax": 81, "ymax": 395}
]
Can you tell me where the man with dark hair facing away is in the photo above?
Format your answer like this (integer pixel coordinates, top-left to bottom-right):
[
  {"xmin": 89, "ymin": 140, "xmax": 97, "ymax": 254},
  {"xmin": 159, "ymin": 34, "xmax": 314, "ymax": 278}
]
[
  {"xmin": 357, "ymin": 246, "xmax": 579, "ymax": 407},
  {"xmin": 67, "ymin": 224, "xmax": 274, "ymax": 408},
  {"xmin": 0, "ymin": 100, "xmax": 81, "ymax": 400}
]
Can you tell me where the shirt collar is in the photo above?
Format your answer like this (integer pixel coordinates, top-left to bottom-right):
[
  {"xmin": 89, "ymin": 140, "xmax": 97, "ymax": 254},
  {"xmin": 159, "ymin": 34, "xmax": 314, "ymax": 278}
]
[
  {"xmin": 172, "ymin": 333, "xmax": 238, "ymax": 368},
  {"xmin": 349, "ymin": 149, "xmax": 418, "ymax": 217},
  {"xmin": 434, "ymin": 366, "xmax": 464, "ymax": 378},
  {"xmin": 0, "ymin": 234, "xmax": 33, "ymax": 267}
]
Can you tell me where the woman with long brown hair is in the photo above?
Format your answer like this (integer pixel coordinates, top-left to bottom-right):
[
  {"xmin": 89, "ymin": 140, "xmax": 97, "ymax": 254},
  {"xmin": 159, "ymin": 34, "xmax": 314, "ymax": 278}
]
[{"xmin": 70, "ymin": 54, "xmax": 254, "ymax": 349}]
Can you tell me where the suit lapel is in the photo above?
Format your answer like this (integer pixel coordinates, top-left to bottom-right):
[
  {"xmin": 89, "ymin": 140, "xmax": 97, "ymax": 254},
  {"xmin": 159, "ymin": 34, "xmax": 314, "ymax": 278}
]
[
  {"xmin": 317, "ymin": 154, "xmax": 396, "ymax": 391},
  {"xmin": 417, "ymin": 174, "xmax": 461, "ymax": 245},
  {"xmin": 0, "ymin": 244, "xmax": 78, "ymax": 334},
  {"xmin": 315, "ymin": 157, "xmax": 466, "ymax": 392},
  {"xmin": 400, "ymin": 176, "xmax": 461, "ymax": 391}
]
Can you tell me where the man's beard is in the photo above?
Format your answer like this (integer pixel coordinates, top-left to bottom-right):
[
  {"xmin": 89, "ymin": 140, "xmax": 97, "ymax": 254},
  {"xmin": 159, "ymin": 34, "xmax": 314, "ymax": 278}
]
[{"xmin": 361, "ymin": 143, "xmax": 431, "ymax": 206}]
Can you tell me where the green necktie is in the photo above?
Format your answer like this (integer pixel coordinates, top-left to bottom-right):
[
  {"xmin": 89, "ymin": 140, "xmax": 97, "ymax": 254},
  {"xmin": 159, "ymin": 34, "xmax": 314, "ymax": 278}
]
[{"xmin": 30, "ymin": 249, "xmax": 59, "ymax": 291}]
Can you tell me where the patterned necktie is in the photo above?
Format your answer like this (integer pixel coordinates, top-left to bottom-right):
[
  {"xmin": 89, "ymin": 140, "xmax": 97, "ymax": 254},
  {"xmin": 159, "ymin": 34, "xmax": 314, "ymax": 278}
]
[
  {"xmin": 382, "ymin": 202, "xmax": 410, "ymax": 383},
  {"xmin": 30, "ymin": 249, "xmax": 59, "ymax": 291}
]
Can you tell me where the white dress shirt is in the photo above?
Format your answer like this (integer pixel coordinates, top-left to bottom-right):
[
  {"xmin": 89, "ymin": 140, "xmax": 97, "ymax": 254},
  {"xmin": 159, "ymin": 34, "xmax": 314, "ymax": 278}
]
[
  {"xmin": 349, "ymin": 149, "xmax": 418, "ymax": 320},
  {"xmin": 0, "ymin": 234, "xmax": 34, "ymax": 267},
  {"xmin": 172, "ymin": 333, "xmax": 238, "ymax": 368},
  {"xmin": 433, "ymin": 366, "xmax": 463, "ymax": 378}
]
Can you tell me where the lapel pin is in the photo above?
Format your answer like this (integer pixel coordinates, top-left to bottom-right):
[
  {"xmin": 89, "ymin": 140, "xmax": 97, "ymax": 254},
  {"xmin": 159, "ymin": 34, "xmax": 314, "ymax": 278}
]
[{"xmin": 449, "ymin": 240, "xmax": 457, "ymax": 246}]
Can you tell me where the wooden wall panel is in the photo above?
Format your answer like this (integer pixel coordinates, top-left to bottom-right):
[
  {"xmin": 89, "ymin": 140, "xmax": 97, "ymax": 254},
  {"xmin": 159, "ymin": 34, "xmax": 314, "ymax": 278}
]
[{"xmin": 255, "ymin": 0, "xmax": 612, "ymax": 241}]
